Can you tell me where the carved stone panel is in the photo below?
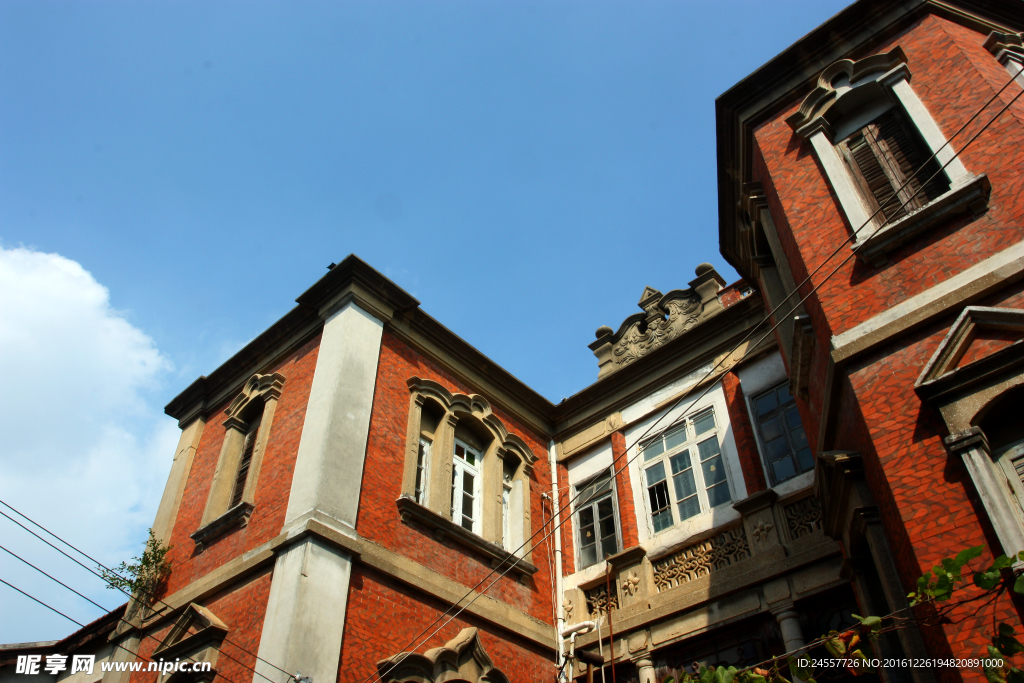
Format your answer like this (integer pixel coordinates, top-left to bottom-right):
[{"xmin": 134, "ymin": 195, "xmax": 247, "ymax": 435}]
[
  {"xmin": 585, "ymin": 584, "xmax": 620, "ymax": 617},
  {"xmin": 652, "ymin": 527, "xmax": 750, "ymax": 592},
  {"xmin": 784, "ymin": 496, "xmax": 823, "ymax": 540}
]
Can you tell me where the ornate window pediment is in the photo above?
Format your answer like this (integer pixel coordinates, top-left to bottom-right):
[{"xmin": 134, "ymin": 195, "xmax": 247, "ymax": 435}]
[
  {"xmin": 375, "ymin": 627, "xmax": 509, "ymax": 683},
  {"xmin": 152, "ymin": 603, "xmax": 228, "ymax": 682},
  {"xmin": 915, "ymin": 306, "xmax": 1024, "ymax": 402}
]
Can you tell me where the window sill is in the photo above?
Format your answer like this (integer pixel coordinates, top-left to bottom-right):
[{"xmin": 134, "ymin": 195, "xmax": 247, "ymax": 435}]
[
  {"xmin": 852, "ymin": 173, "xmax": 991, "ymax": 267},
  {"xmin": 395, "ymin": 497, "xmax": 539, "ymax": 579},
  {"xmin": 190, "ymin": 502, "xmax": 254, "ymax": 552}
]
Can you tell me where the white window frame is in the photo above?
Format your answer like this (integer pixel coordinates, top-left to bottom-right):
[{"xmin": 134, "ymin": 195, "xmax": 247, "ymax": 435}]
[
  {"xmin": 572, "ymin": 469, "xmax": 621, "ymax": 569},
  {"xmin": 451, "ymin": 438, "xmax": 482, "ymax": 534},
  {"xmin": 415, "ymin": 437, "xmax": 431, "ymax": 506},
  {"xmin": 639, "ymin": 406, "xmax": 733, "ymax": 536}
]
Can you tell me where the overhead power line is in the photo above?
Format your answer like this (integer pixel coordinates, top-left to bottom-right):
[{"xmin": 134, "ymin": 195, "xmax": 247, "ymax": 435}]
[{"xmin": 365, "ymin": 68, "xmax": 1024, "ymax": 683}]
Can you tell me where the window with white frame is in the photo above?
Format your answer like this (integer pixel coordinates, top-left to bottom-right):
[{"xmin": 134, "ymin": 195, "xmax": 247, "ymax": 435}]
[
  {"xmin": 574, "ymin": 470, "xmax": 620, "ymax": 568},
  {"xmin": 641, "ymin": 408, "xmax": 730, "ymax": 534},
  {"xmin": 451, "ymin": 439, "xmax": 482, "ymax": 533},
  {"xmin": 787, "ymin": 48, "xmax": 988, "ymax": 266},
  {"xmin": 751, "ymin": 382, "xmax": 813, "ymax": 486},
  {"xmin": 414, "ymin": 437, "xmax": 431, "ymax": 506}
]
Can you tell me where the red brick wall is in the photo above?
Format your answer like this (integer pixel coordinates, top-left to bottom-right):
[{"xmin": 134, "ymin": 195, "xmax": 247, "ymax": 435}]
[
  {"xmin": 356, "ymin": 330, "xmax": 555, "ymax": 624},
  {"xmin": 721, "ymin": 371, "xmax": 768, "ymax": 495},
  {"xmin": 754, "ymin": 14, "xmax": 1024, "ymax": 341},
  {"xmin": 338, "ymin": 565, "xmax": 553, "ymax": 683},
  {"xmin": 750, "ymin": 12, "xmax": 1024, "ymax": 675},
  {"xmin": 131, "ymin": 568, "xmax": 272, "ymax": 683},
  {"xmin": 610, "ymin": 431, "xmax": 640, "ymax": 549},
  {"xmin": 163, "ymin": 333, "xmax": 322, "ymax": 595}
]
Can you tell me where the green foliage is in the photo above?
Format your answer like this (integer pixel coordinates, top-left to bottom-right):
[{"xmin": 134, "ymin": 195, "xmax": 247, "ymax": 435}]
[{"xmin": 97, "ymin": 529, "xmax": 172, "ymax": 603}]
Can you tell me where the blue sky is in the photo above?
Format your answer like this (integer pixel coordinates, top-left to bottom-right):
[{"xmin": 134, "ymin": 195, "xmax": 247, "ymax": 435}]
[{"xmin": 0, "ymin": 0, "xmax": 850, "ymax": 643}]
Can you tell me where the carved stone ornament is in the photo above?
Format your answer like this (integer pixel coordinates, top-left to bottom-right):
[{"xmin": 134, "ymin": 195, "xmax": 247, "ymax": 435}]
[
  {"xmin": 622, "ymin": 570, "xmax": 641, "ymax": 596},
  {"xmin": 610, "ymin": 289, "xmax": 702, "ymax": 369},
  {"xmin": 785, "ymin": 48, "xmax": 908, "ymax": 137},
  {"xmin": 376, "ymin": 627, "xmax": 510, "ymax": 683},
  {"xmin": 652, "ymin": 527, "xmax": 750, "ymax": 592},
  {"xmin": 784, "ymin": 497, "xmax": 823, "ymax": 540},
  {"xmin": 751, "ymin": 519, "xmax": 776, "ymax": 544},
  {"xmin": 585, "ymin": 584, "xmax": 620, "ymax": 617},
  {"xmin": 563, "ymin": 597, "xmax": 574, "ymax": 621}
]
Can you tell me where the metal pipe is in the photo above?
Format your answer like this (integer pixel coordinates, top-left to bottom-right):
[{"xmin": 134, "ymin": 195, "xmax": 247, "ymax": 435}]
[{"xmin": 549, "ymin": 441, "xmax": 565, "ymax": 680}]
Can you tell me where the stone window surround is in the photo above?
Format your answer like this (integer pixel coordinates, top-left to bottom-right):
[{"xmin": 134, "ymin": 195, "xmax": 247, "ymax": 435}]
[
  {"xmin": 787, "ymin": 47, "xmax": 990, "ymax": 268},
  {"xmin": 401, "ymin": 377, "xmax": 539, "ymax": 562},
  {"xmin": 191, "ymin": 373, "xmax": 286, "ymax": 550},
  {"xmin": 984, "ymin": 31, "xmax": 1024, "ymax": 87},
  {"xmin": 915, "ymin": 306, "xmax": 1024, "ymax": 557}
]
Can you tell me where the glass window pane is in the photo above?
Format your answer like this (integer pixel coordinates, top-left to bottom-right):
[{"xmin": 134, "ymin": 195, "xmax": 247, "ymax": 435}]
[
  {"xmin": 677, "ymin": 495, "xmax": 701, "ymax": 521},
  {"xmin": 669, "ymin": 450, "xmax": 692, "ymax": 474},
  {"xmin": 766, "ymin": 437, "xmax": 792, "ymax": 461},
  {"xmin": 652, "ymin": 507, "xmax": 673, "ymax": 532},
  {"xmin": 778, "ymin": 386, "xmax": 795, "ymax": 405},
  {"xmin": 646, "ymin": 462, "xmax": 666, "ymax": 484},
  {"xmin": 579, "ymin": 506, "xmax": 595, "ymax": 536},
  {"xmin": 462, "ymin": 493, "xmax": 473, "ymax": 515},
  {"xmin": 599, "ymin": 516, "xmax": 616, "ymax": 540},
  {"xmin": 702, "ymin": 455, "xmax": 727, "ymax": 486},
  {"xmin": 455, "ymin": 444, "xmax": 465, "ymax": 459},
  {"xmin": 697, "ymin": 437, "xmax": 721, "ymax": 461},
  {"xmin": 597, "ymin": 498, "xmax": 615, "ymax": 522},
  {"xmin": 461, "ymin": 515, "xmax": 473, "ymax": 531},
  {"xmin": 754, "ymin": 391, "xmax": 778, "ymax": 416},
  {"xmin": 643, "ymin": 439, "xmax": 665, "ymax": 461},
  {"xmin": 707, "ymin": 482, "xmax": 731, "ymax": 507},
  {"xmin": 761, "ymin": 416, "xmax": 784, "ymax": 442},
  {"xmin": 790, "ymin": 426, "xmax": 809, "ymax": 451},
  {"xmin": 673, "ymin": 467, "xmax": 697, "ymax": 500},
  {"xmin": 665, "ymin": 426, "xmax": 688, "ymax": 452},
  {"xmin": 796, "ymin": 447, "xmax": 815, "ymax": 472},
  {"xmin": 463, "ymin": 471, "xmax": 474, "ymax": 493},
  {"xmin": 773, "ymin": 457, "xmax": 796, "ymax": 483},
  {"xmin": 693, "ymin": 410, "xmax": 716, "ymax": 436},
  {"xmin": 580, "ymin": 542, "xmax": 597, "ymax": 568}
]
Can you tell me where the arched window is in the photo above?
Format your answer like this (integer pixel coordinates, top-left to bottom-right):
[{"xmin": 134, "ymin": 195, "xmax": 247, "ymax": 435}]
[
  {"xmin": 192, "ymin": 373, "xmax": 285, "ymax": 550},
  {"xmin": 978, "ymin": 386, "xmax": 1024, "ymax": 518},
  {"xmin": 788, "ymin": 48, "xmax": 989, "ymax": 267},
  {"xmin": 401, "ymin": 377, "xmax": 539, "ymax": 567}
]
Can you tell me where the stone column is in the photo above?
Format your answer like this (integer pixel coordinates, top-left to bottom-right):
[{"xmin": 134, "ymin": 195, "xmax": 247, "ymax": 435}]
[
  {"xmin": 636, "ymin": 658, "xmax": 655, "ymax": 683},
  {"xmin": 152, "ymin": 416, "xmax": 206, "ymax": 544},
  {"xmin": 254, "ymin": 296, "xmax": 388, "ymax": 683},
  {"xmin": 772, "ymin": 604, "xmax": 805, "ymax": 653}
]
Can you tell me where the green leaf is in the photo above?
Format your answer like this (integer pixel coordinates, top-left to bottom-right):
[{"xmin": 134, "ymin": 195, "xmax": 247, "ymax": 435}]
[
  {"xmin": 860, "ymin": 616, "xmax": 882, "ymax": 631},
  {"xmin": 933, "ymin": 573, "xmax": 953, "ymax": 600},
  {"xmin": 1014, "ymin": 575, "xmax": 1024, "ymax": 595},
  {"xmin": 955, "ymin": 545, "xmax": 985, "ymax": 566},
  {"xmin": 942, "ymin": 557, "xmax": 960, "ymax": 576},
  {"xmin": 1006, "ymin": 669, "xmax": 1024, "ymax": 683},
  {"xmin": 976, "ymin": 570, "xmax": 1002, "ymax": 590},
  {"xmin": 787, "ymin": 657, "xmax": 812, "ymax": 682},
  {"xmin": 1001, "ymin": 623, "xmax": 1016, "ymax": 637},
  {"xmin": 992, "ymin": 555, "xmax": 1015, "ymax": 570}
]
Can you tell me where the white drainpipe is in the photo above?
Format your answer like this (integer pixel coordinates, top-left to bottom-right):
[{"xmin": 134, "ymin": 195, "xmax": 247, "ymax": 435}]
[{"xmin": 548, "ymin": 440, "xmax": 565, "ymax": 678}]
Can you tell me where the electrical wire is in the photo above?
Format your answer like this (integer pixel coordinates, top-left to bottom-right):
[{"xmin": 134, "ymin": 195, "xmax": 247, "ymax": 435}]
[
  {"xmin": 0, "ymin": 576, "xmax": 242, "ymax": 683},
  {"xmin": 365, "ymin": 69, "xmax": 1024, "ymax": 683},
  {"xmin": 0, "ymin": 504, "xmax": 285, "ymax": 683}
]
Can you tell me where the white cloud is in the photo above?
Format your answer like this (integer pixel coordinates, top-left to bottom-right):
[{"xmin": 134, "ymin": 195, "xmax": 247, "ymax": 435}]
[{"xmin": 0, "ymin": 246, "xmax": 179, "ymax": 643}]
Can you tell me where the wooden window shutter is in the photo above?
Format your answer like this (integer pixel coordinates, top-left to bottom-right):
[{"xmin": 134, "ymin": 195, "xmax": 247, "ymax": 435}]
[
  {"xmin": 230, "ymin": 421, "xmax": 260, "ymax": 508},
  {"xmin": 842, "ymin": 108, "xmax": 950, "ymax": 224}
]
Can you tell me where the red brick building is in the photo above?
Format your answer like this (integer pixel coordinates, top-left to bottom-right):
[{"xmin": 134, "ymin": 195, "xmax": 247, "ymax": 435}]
[
  {"xmin": 717, "ymin": 0, "xmax": 1024, "ymax": 680},
  {"xmin": 7, "ymin": 3, "xmax": 1024, "ymax": 683}
]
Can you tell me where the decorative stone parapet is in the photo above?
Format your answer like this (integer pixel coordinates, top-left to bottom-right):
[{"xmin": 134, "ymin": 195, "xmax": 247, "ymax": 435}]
[
  {"xmin": 651, "ymin": 527, "xmax": 750, "ymax": 593},
  {"xmin": 783, "ymin": 496, "xmax": 823, "ymax": 541}
]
